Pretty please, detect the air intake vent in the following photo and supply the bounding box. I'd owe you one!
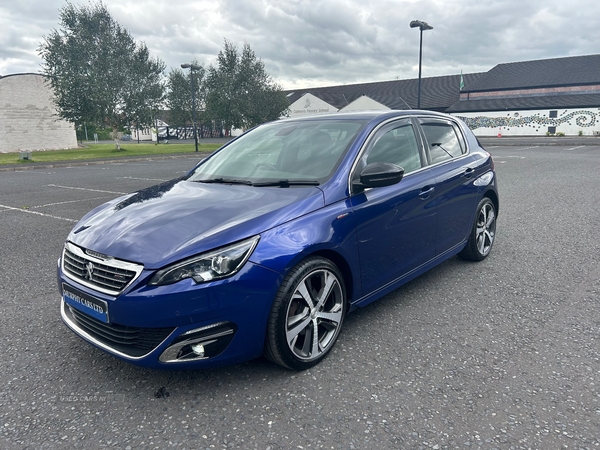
[65,304,175,358]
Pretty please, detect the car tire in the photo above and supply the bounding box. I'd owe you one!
[458,197,497,261]
[264,257,347,370]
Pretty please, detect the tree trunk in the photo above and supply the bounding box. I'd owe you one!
[113,126,121,150]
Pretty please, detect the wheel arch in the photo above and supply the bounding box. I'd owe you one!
[263,251,351,370]
[304,249,355,305]
[484,188,499,216]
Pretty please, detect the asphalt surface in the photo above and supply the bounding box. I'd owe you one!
[478,135,600,147]
[0,144,599,449]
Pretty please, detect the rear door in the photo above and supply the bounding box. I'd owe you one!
[417,117,480,256]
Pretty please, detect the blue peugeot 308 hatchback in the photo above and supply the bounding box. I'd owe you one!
[58,111,499,370]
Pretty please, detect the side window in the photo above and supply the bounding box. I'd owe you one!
[420,120,465,164]
[359,123,422,174]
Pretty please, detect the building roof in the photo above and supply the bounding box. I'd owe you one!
[447,93,600,113]
[285,72,487,112]
[0,73,46,81]
[463,54,600,92]
[286,54,600,115]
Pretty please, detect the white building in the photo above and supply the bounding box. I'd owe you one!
[285,54,600,136]
[0,73,77,153]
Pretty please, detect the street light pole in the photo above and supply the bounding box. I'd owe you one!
[409,20,433,109]
[181,63,201,152]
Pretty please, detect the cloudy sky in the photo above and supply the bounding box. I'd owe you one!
[1,0,599,90]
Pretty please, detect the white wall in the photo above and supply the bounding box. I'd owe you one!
[340,95,389,112]
[287,93,338,118]
[452,107,600,136]
[131,127,153,141]
[0,74,77,153]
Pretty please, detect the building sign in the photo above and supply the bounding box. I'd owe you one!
[288,93,338,117]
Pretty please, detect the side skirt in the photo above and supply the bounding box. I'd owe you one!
[349,240,467,311]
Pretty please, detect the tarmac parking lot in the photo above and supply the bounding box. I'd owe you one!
[0,144,599,449]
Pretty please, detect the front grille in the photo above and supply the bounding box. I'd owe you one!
[62,242,143,295]
[65,304,175,358]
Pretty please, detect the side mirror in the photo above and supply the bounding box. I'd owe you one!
[355,162,404,190]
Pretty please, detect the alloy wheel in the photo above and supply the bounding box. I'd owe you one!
[285,268,344,362]
[476,201,496,256]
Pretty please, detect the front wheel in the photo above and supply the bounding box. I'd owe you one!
[264,257,347,370]
[458,197,497,261]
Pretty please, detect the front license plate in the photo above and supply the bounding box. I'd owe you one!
[62,283,109,323]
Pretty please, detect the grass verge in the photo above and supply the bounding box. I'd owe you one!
[0,142,221,165]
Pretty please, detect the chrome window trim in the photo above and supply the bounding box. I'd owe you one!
[423,150,472,170]
[62,241,144,296]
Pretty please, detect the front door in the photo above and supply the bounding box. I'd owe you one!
[351,119,437,296]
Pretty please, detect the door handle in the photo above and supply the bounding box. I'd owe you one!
[419,186,435,199]
[463,168,475,179]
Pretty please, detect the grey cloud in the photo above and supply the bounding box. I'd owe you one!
[2,0,600,88]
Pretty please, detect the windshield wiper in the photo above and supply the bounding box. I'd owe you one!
[194,178,320,187]
[432,143,454,158]
[195,177,253,186]
[252,179,320,187]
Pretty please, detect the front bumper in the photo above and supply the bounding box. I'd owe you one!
[58,261,282,369]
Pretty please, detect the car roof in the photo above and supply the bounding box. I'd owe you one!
[276,110,453,123]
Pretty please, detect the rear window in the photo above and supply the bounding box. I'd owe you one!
[420,120,466,164]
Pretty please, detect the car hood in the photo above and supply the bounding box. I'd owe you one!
[68,179,324,268]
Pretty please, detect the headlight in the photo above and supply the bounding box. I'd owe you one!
[149,236,260,286]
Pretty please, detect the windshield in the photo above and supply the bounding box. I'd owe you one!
[188,119,366,185]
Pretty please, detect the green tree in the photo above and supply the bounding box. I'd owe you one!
[123,45,165,141]
[205,40,289,132]
[38,1,165,146]
[166,64,205,127]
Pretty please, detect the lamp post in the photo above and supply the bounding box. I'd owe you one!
[409,20,433,109]
[180,63,201,152]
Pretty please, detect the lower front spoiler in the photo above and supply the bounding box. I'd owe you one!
[61,300,251,368]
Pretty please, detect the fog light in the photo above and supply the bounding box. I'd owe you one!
[158,322,237,363]
[191,343,205,357]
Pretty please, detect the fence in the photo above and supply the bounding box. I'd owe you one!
[157,125,230,140]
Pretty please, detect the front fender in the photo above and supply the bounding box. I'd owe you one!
[249,198,362,302]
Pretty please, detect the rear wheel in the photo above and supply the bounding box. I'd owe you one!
[264,257,347,370]
[458,197,497,261]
